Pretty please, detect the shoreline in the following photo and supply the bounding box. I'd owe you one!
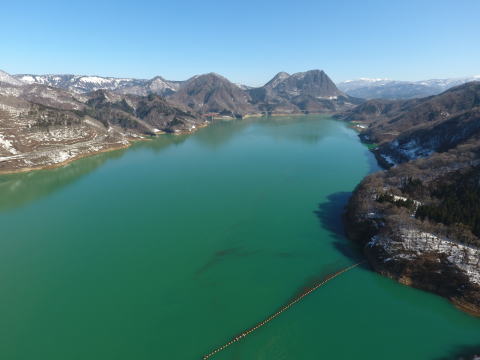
[214,111,336,121]
[345,132,480,318]
[453,298,480,318]
[0,127,205,176]
[374,262,480,318]
[0,113,332,176]
[0,142,132,176]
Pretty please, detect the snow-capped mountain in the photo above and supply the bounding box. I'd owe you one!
[116,76,182,96]
[336,78,392,93]
[337,76,480,99]
[417,77,480,89]
[0,70,24,86]
[0,76,204,174]
[235,83,253,91]
[14,74,181,96]
[15,74,144,93]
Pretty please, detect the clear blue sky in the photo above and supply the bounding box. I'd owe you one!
[2,0,479,86]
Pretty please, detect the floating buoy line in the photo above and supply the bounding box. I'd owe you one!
[202,261,364,359]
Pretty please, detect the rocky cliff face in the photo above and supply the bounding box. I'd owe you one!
[366,227,480,315]
[248,70,361,114]
[271,70,343,98]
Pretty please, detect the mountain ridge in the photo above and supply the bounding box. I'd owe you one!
[0,73,207,174]
[341,81,480,316]
[14,73,182,97]
[0,67,357,173]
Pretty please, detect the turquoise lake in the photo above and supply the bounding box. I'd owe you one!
[0,115,478,359]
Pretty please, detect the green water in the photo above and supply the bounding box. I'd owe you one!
[0,116,478,360]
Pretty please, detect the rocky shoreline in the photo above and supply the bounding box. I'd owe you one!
[344,144,480,317]
[336,82,480,317]
[0,141,130,175]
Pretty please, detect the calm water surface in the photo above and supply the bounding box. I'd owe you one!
[0,115,478,359]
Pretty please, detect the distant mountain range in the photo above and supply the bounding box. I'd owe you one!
[337,76,480,99]
[4,66,479,173]
[11,69,359,117]
[15,71,480,104]
[0,68,359,173]
[15,74,182,97]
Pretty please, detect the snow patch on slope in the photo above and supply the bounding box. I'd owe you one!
[0,70,24,86]
[0,134,18,154]
[371,229,480,285]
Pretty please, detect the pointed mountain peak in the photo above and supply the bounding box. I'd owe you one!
[150,75,168,81]
[265,72,291,88]
[184,73,236,88]
[262,69,342,97]
[275,71,290,78]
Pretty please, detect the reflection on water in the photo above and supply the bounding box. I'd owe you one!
[0,151,123,212]
[0,116,341,212]
[252,114,342,144]
[133,132,189,153]
[0,115,478,360]
[192,115,339,149]
[0,133,189,212]
[192,118,251,148]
